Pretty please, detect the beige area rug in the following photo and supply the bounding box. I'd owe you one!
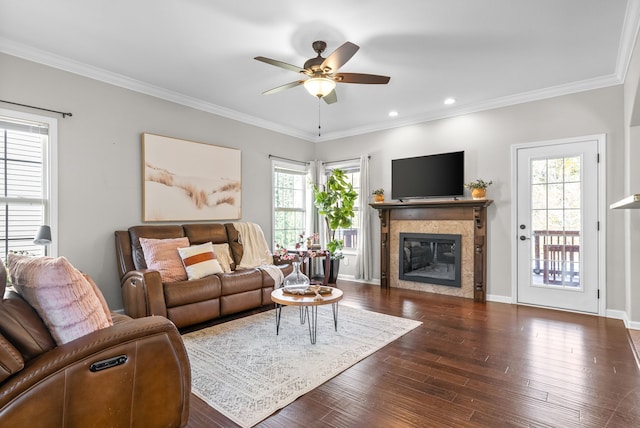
[182,305,422,427]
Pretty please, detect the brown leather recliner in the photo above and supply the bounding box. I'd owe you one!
[0,264,191,427]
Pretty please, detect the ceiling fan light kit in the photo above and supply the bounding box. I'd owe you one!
[304,77,336,98]
[255,40,390,105]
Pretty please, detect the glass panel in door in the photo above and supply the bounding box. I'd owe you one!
[530,156,581,289]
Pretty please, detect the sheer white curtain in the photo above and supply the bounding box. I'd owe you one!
[305,160,317,238]
[311,160,327,248]
[355,154,372,280]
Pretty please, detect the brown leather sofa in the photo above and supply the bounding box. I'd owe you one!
[0,268,190,427]
[115,223,292,329]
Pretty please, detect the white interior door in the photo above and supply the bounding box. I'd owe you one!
[515,138,600,313]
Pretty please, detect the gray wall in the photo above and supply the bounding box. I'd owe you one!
[1,53,315,309]
[1,51,632,320]
[315,86,626,309]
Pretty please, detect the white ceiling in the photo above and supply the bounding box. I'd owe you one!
[1,1,638,142]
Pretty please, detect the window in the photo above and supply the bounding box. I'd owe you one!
[272,161,309,250]
[325,163,360,252]
[0,111,56,259]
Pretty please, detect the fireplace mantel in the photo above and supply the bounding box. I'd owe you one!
[371,199,493,302]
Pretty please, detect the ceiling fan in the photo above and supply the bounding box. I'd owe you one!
[254,40,390,104]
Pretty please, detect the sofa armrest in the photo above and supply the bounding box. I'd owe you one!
[120,269,167,319]
[0,315,190,427]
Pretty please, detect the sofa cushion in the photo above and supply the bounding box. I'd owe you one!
[178,242,223,280]
[218,269,263,296]
[163,275,221,308]
[8,254,114,345]
[183,223,228,245]
[139,237,190,282]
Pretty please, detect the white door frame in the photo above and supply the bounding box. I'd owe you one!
[510,134,607,315]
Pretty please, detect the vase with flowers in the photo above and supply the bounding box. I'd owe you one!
[465,179,493,200]
[274,241,320,287]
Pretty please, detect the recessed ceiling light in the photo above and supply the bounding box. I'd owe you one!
[389,110,399,117]
[444,97,456,105]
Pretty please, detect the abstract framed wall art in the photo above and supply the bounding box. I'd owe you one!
[142,133,241,221]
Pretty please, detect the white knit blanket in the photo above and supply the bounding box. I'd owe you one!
[232,222,284,286]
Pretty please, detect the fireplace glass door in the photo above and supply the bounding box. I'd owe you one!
[399,233,462,288]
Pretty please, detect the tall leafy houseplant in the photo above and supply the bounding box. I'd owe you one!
[312,168,358,261]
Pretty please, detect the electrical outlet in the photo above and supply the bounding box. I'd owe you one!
[343,258,349,266]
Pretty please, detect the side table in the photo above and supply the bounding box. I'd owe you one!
[271,287,344,344]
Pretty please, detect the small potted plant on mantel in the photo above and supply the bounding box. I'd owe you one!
[372,188,385,203]
[465,179,493,200]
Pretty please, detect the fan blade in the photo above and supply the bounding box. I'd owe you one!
[323,89,338,104]
[262,80,303,95]
[334,73,390,84]
[321,42,359,73]
[254,56,306,74]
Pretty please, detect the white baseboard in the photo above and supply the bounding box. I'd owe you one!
[486,294,512,304]
[629,321,640,330]
[607,309,636,328]
[337,274,380,285]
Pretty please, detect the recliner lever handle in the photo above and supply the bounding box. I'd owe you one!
[90,355,128,372]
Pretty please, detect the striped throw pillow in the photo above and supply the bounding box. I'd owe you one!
[178,242,223,280]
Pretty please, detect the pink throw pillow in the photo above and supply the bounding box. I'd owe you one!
[139,237,190,282]
[8,254,114,345]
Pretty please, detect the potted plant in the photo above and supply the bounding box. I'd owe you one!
[312,168,358,283]
[372,188,385,203]
[465,179,493,200]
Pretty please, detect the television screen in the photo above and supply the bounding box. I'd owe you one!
[391,151,464,200]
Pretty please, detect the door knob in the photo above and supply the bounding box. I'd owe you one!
[519,235,530,241]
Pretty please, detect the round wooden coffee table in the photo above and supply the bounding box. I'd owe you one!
[271,287,343,344]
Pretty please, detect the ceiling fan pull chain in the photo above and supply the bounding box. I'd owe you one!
[318,97,322,137]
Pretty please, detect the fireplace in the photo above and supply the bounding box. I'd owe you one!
[399,233,462,287]
[371,199,492,302]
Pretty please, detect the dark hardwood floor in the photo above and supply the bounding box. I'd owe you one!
[186,281,640,427]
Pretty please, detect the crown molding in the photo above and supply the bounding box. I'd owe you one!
[0,35,628,144]
[316,74,623,142]
[0,37,315,142]
[615,0,640,82]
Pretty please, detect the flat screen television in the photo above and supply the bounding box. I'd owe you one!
[391,151,464,200]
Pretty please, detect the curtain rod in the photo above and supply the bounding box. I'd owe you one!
[0,99,73,118]
[268,154,310,166]
[322,155,370,166]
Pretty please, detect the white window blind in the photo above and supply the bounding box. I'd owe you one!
[0,117,49,259]
[273,163,308,250]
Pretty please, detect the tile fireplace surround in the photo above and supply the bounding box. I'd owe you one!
[371,199,493,302]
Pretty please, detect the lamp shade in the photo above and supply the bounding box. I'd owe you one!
[303,77,336,98]
[34,225,52,245]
